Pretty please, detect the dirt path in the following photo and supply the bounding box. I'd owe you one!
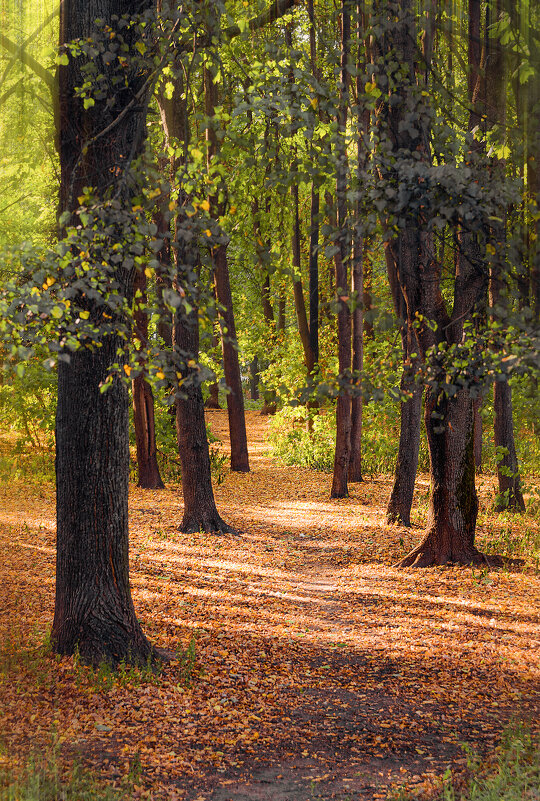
[0,410,539,800]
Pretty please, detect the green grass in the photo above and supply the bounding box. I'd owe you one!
[389,726,539,800]
[0,751,141,801]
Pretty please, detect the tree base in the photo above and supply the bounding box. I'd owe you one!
[137,476,165,490]
[204,399,221,410]
[386,509,411,527]
[396,529,487,568]
[260,402,277,415]
[179,512,239,535]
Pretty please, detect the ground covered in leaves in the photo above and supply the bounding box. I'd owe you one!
[1,410,539,800]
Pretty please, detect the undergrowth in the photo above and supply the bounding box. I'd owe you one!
[389,725,539,800]
[0,749,141,801]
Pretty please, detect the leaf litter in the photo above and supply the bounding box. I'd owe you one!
[0,410,538,800]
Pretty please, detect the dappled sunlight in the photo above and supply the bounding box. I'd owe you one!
[1,410,539,800]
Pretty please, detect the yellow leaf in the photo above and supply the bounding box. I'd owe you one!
[200,199,210,212]
[144,267,154,278]
[124,365,132,376]
[79,310,90,319]
[204,229,212,237]
[156,370,165,380]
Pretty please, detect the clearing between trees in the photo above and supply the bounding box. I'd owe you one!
[1,411,539,800]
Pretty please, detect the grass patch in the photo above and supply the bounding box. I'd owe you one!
[390,726,539,800]
[0,750,141,801]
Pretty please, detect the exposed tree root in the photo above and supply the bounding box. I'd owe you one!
[179,514,240,536]
[396,530,488,568]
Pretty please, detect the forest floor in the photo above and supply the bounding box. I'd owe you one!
[0,410,539,800]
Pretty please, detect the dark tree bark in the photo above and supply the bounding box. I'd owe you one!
[52,0,154,665]
[205,376,221,409]
[174,259,236,535]
[132,269,164,489]
[307,0,320,366]
[349,4,369,484]
[204,60,250,472]
[213,244,250,471]
[250,356,259,400]
[374,0,486,566]
[485,0,525,512]
[331,0,352,499]
[384,245,422,525]
[157,62,234,531]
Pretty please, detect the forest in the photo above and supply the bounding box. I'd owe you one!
[0,0,539,799]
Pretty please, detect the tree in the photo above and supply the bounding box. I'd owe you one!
[52,0,156,664]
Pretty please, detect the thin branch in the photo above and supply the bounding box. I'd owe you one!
[0,33,55,93]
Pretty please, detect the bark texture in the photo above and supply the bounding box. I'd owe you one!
[174,302,236,535]
[52,0,154,664]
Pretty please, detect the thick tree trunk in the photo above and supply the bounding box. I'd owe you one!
[52,0,154,665]
[213,244,250,472]
[398,389,485,567]
[54,340,153,664]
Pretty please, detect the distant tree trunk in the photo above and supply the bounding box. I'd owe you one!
[205,301,221,410]
[348,234,363,483]
[205,377,221,409]
[385,245,421,525]
[331,0,352,499]
[349,6,369,484]
[253,197,277,415]
[250,356,259,400]
[53,0,154,666]
[204,62,249,472]
[307,0,320,367]
[291,178,315,375]
[213,244,250,472]
[485,0,525,512]
[132,269,164,489]
[174,257,236,534]
[158,66,233,532]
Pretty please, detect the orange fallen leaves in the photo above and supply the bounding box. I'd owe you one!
[0,411,539,799]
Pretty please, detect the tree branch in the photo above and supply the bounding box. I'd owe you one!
[0,33,55,93]
[222,0,300,41]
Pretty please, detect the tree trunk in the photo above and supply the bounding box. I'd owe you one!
[493,379,525,511]
[384,242,422,525]
[331,0,352,499]
[213,244,250,472]
[205,378,221,409]
[52,0,154,665]
[132,270,164,489]
[132,376,164,490]
[399,389,484,567]
[250,356,259,400]
[348,227,364,483]
[174,290,236,535]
